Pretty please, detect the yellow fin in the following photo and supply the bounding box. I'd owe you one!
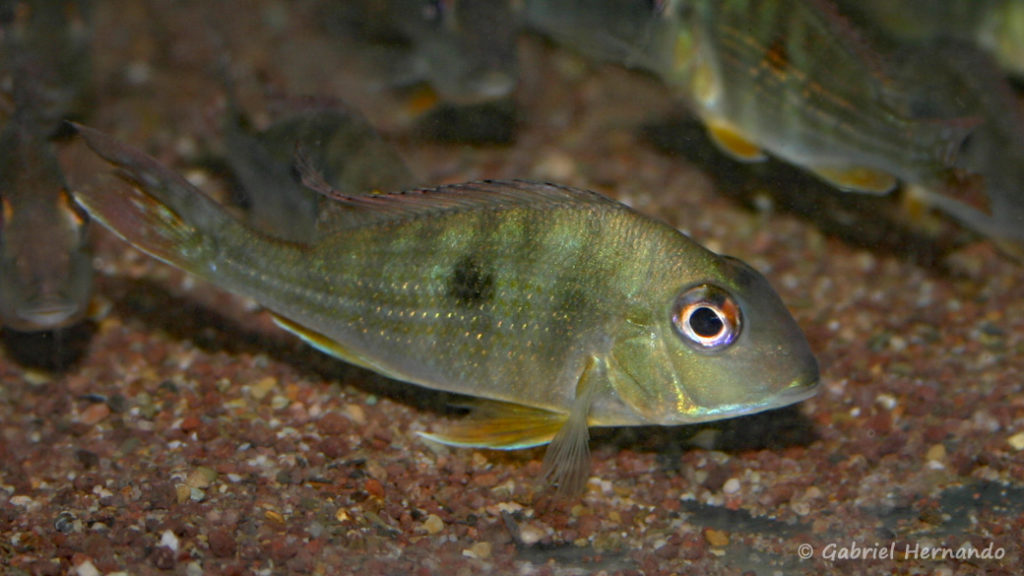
[270,313,386,374]
[706,119,767,162]
[419,398,567,450]
[811,165,897,194]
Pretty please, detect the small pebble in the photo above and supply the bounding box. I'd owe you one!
[422,514,444,535]
[344,403,366,425]
[175,484,190,504]
[722,478,741,495]
[186,466,217,489]
[925,444,946,462]
[75,560,100,576]
[78,403,110,426]
[518,523,546,546]
[1007,432,1024,451]
[462,541,492,559]
[159,529,180,552]
[250,377,277,400]
[704,528,730,548]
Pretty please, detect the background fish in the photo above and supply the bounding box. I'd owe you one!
[71,125,819,496]
[839,0,1024,78]
[522,0,678,76]
[880,40,1024,244]
[221,98,417,243]
[324,0,518,106]
[521,1,976,196]
[0,0,94,334]
[662,0,975,195]
[323,0,520,143]
[0,113,92,332]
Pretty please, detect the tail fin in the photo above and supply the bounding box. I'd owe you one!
[70,124,235,276]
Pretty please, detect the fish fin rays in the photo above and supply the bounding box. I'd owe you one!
[421,356,603,498]
[270,313,390,374]
[418,398,567,450]
[541,355,603,497]
[705,119,767,162]
[291,173,622,230]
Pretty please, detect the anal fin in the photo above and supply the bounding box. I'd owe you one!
[706,118,767,162]
[811,165,897,194]
[418,398,567,450]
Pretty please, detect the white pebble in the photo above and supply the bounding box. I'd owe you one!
[160,529,180,552]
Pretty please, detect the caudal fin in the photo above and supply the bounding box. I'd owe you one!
[69,124,233,276]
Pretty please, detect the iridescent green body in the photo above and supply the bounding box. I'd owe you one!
[72,126,819,494]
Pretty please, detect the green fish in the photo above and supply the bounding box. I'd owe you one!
[71,125,819,495]
[664,0,976,194]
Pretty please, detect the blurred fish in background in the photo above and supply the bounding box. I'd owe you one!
[833,0,1024,247]
[322,0,520,143]
[220,94,418,243]
[842,0,1024,79]
[524,0,1024,251]
[0,0,97,368]
[522,0,678,77]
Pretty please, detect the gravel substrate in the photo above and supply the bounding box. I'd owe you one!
[2,2,1022,575]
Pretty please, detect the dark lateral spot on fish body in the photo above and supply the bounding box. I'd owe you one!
[448,256,494,307]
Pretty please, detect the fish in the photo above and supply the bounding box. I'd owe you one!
[0,0,95,333]
[837,0,1024,78]
[326,0,518,106]
[0,0,94,132]
[522,0,679,75]
[520,0,975,195]
[0,115,93,332]
[880,40,1024,244]
[662,0,977,194]
[221,99,417,243]
[70,124,820,496]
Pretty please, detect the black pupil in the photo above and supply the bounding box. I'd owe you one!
[689,306,724,338]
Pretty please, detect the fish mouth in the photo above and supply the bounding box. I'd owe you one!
[14,301,83,331]
[684,373,821,424]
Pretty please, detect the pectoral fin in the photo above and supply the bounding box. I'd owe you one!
[811,165,897,194]
[418,398,567,450]
[541,355,604,497]
[706,119,767,162]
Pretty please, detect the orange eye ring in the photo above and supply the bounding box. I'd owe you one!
[672,284,742,350]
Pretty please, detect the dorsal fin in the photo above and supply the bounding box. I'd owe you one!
[295,156,623,229]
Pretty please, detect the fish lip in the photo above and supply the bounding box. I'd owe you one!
[14,302,83,330]
[682,375,821,423]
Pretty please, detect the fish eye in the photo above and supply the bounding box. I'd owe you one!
[672,284,741,351]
